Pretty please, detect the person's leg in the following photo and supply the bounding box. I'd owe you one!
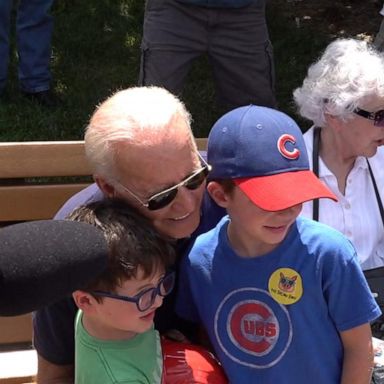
[139,0,207,96]
[17,0,54,94]
[0,0,13,94]
[209,0,276,112]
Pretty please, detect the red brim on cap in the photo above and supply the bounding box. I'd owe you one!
[234,170,337,212]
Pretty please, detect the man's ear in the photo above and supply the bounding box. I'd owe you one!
[72,290,98,314]
[207,181,231,208]
[94,175,116,198]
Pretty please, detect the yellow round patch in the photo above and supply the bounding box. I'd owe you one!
[268,268,303,305]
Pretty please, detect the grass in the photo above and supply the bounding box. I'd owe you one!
[0,0,378,141]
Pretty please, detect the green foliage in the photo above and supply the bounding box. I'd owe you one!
[267,3,329,132]
[0,0,337,141]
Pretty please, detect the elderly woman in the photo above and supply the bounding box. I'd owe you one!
[294,38,384,271]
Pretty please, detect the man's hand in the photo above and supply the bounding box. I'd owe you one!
[36,354,74,384]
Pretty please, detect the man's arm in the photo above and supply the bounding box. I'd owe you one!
[340,323,374,384]
[37,355,74,384]
[34,185,103,382]
[33,298,78,383]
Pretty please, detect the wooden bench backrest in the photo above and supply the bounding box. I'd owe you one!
[0,138,208,223]
[0,138,208,384]
[0,141,90,222]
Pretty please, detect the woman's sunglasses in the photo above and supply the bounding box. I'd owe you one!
[116,153,211,211]
[90,272,175,312]
[354,107,384,127]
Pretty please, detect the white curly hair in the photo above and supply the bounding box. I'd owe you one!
[293,38,384,127]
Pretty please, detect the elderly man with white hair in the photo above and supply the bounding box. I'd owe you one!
[33,86,225,383]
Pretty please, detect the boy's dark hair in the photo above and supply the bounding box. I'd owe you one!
[212,179,236,194]
[67,199,175,295]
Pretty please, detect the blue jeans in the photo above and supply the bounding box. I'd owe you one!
[0,0,54,93]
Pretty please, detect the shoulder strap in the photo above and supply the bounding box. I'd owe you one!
[311,129,383,227]
[312,127,321,221]
[366,158,384,229]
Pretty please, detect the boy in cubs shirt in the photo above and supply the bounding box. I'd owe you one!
[176,105,381,383]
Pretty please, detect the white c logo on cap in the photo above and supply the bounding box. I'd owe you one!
[277,134,300,160]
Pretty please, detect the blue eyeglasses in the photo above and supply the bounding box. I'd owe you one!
[90,272,175,312]
[354,107,384,127]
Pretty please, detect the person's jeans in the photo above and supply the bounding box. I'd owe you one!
[0,0,54,94]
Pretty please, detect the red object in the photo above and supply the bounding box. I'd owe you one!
[161,338,228,384]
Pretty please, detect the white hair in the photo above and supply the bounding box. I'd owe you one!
[84,86,194,179]
[293,38,384,127]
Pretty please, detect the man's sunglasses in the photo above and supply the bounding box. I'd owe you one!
[90,272,175,313]
[116,153,211,211]
[354,107,384,127]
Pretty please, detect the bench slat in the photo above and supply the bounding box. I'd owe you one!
[0,141,90,178]
[195,138,208,151]
[0,349,36,383]
[0,184,90,221]
[0,315,32,345]
[0,139,208,179]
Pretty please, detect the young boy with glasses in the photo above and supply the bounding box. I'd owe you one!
[68,199,175,383]
[176,105,381,383]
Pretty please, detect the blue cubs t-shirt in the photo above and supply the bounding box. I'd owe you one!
[177,215,381,383]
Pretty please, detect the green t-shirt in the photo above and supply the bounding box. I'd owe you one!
[75,311,163,384]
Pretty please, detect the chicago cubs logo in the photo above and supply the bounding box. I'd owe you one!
[277,134,300,160]
[215,288,292,368]
[229,301,278,356]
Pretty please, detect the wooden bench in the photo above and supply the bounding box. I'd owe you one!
[0,138,208,383]
[0,141,92,384]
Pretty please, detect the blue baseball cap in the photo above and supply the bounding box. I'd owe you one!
[207,105,337,211]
